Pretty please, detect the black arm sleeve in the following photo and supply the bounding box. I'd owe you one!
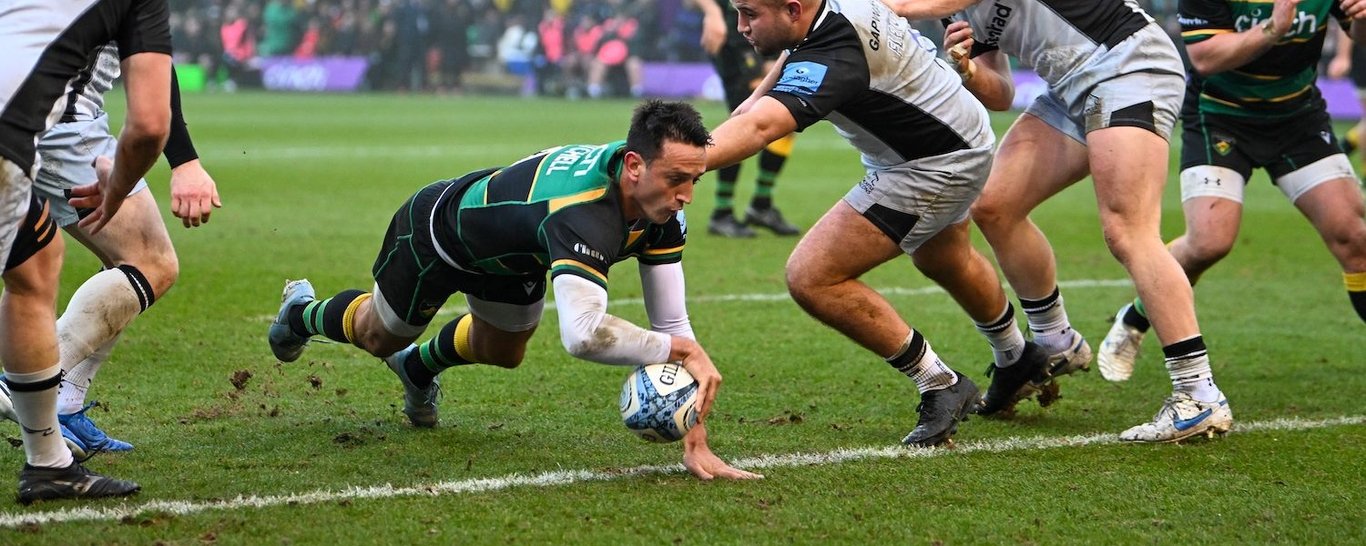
[162,66,199,168]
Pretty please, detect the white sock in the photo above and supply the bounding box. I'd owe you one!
[887,332,958,394]
[1165,342,1221,402]
[54,268,143,409]
[974,302,1026,368]
[5,366,74,468]
[1020,288,1075,354]
[57,334,120,415]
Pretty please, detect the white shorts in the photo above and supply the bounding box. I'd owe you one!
[1026,24,1183,144]
[0,158,34,268]
[34,114,148,227]
[1181,154,1355,204]
[841,143,993,254]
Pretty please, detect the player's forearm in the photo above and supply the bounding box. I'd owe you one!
[962,53,1014,110]
[554,275,673,365]
[1185,27,1281,76]
[109,125,166,196]
[883,0,977,20]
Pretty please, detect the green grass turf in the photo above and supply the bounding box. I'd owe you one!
[0,93,1361,544]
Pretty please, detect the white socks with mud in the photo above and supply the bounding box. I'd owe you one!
[3,366,74,468]
[1019,287,1075,354]
[55,266,152,413]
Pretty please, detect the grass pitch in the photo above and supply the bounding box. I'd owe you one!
[1,93,1362,544]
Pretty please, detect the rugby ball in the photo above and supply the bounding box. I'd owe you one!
[619,363,699,443]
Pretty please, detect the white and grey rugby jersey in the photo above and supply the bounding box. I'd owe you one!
[766,0,992,169]
[0,0,170,176]
[959,0,1154,84]
[62,44,122,123]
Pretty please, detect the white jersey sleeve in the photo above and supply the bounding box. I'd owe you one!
[640,262,695,340]
[552,274,673,365]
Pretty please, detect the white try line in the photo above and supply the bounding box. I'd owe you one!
[2,414,1359,528]
[256,278,1133,322]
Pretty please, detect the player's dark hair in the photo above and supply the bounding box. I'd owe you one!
[626,100,712,163]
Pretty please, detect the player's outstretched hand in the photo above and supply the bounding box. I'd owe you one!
[169,159,222,228]
[682,424,763,481]
[71,155,123,235]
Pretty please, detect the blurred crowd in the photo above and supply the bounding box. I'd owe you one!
[171,0,712,95]
[169,0,1200,96]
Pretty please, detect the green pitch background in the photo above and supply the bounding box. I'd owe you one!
[1,94,1361,544]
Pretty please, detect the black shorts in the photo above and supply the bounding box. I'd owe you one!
[5,192,57,272]
[711,37,771,110]
[371,172,546,329]
[1180,103,1343,180]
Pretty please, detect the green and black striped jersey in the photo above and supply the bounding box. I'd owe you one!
[1180,0,1347,117]
[432,140,686,290]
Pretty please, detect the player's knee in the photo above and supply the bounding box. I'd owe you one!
[970,197,1015,232]
[483,351,525,369]
[1,235,64,299]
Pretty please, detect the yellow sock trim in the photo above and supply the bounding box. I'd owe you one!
[453,314,476,361]
[341,293,373,343]
[1346,271,1366,292]
[764,134,795,156]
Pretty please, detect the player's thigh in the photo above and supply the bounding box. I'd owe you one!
[1292,176,1366,252]
[787,201,903,288]
[981,108,1090,216]
[1178,164,1248,251]
[65,189,174,270]
[368,183,464,344]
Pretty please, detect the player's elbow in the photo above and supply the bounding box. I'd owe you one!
[560,327,610,360]
[122,114,171,149]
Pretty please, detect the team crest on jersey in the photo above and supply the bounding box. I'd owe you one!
[774,62,828,96]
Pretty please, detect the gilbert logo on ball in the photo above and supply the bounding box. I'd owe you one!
[619,363,699,443]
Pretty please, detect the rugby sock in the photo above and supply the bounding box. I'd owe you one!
[751,135,793,211]
[1123,299,1152,332]
[53,265,152,413]
[713,164,740,217]
[289,290,370,344]
[403,314,477,388]
[1019,287,1075,354]
[974,302,1026,368]
[887,330,958,393]
[4,367,74,468]
[1346,272,1366,324]
[57,335,119,415]
[1163,336,1220,403]
[56,266,149,369]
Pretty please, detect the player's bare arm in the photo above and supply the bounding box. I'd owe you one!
[708,98,799,170]
[1184,0,1301,76]
[687,0,729,55]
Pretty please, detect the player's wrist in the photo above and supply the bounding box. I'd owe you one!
[959,59,977,82]
[1260,18,1282,41]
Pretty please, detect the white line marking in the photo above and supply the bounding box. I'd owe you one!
[255,278,1133,322]
[2,414,1358,528]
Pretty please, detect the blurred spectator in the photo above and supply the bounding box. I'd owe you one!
[497,14,538,77]
[429,0,471,92]
[258,0,299,56]
[586,13,643,98]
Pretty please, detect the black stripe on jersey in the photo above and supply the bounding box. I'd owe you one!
[0,0,170,174]
[482,155,544,204]
[60,45,106,122]
[1038,0,1149,48]
[837,90,970,161]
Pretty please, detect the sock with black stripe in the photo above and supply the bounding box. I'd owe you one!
[288,289,370,344]
[403,314,478,388]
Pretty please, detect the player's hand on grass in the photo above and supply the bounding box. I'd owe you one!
[71,155,124,235]
[682,423,764,481]
[169,159,222,228]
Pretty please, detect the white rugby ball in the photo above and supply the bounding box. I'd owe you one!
[619,363,699,443]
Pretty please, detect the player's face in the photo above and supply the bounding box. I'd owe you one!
[632,140,705,224]
[733,0,797,56]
